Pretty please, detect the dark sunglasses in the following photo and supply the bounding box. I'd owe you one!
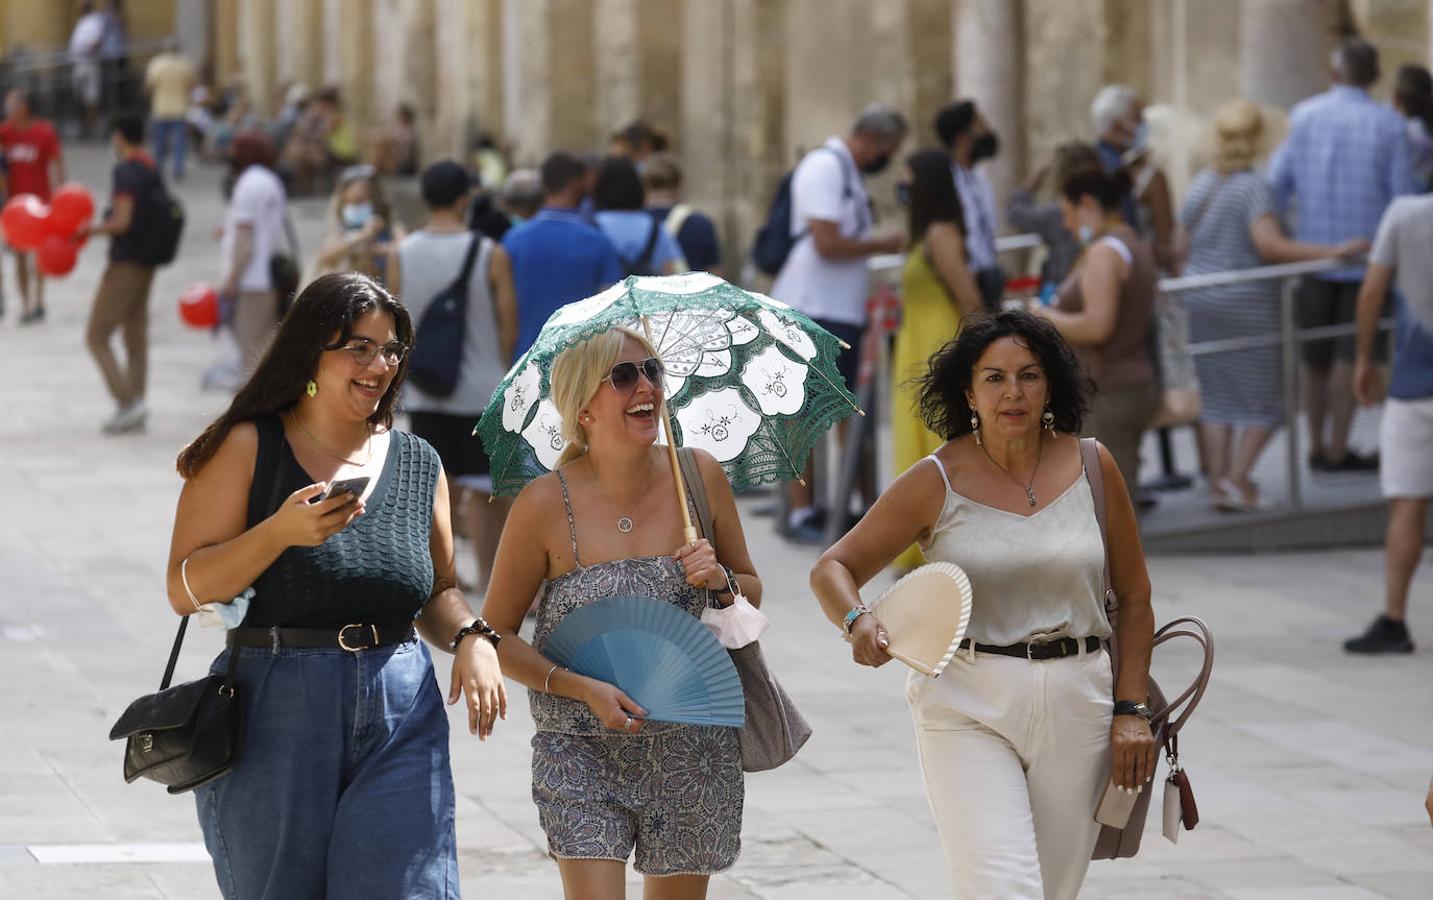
[328,339,408,367]
[603,357,664,392]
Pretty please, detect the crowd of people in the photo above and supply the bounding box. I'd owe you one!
[1,20,1426,899]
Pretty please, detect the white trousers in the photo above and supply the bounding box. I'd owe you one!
[906,647,1113,899]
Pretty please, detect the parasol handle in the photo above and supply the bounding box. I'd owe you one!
[640,315,699,545]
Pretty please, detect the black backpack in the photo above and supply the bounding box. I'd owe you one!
[132,174,185,267]
[619,218,664,276]
[749,146,850,277]
[407,235,483,398]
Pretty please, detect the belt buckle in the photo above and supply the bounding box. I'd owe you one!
[1026,642,1038,661]
[338,623,378,652]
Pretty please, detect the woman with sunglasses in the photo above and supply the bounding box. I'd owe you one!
[483,327,761,900]
[165,273,505,899]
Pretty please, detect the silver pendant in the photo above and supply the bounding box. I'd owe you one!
[617,517,634,533]
[1025,488,1037,507]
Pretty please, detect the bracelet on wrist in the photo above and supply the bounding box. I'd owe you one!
[1113,699,1153,721]
[544,663,565,694]
[842,604,872,638]
[450,616,501,651]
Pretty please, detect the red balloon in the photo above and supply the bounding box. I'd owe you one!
[36,234,78,277]
[49,183,96,236]
[1,194,52,250]
[179,283,220,328]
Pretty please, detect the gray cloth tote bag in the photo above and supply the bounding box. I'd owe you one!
[677,448,812,772]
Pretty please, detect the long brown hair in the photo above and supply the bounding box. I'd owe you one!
[176,273,412,478]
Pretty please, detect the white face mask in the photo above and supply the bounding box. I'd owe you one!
[341,202,374,231]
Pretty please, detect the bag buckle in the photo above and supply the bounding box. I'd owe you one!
[338,624,378,652]
[139,733,154,753]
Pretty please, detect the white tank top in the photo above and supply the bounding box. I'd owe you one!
[918,455,1112,646]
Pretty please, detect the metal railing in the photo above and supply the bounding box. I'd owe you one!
[1159,256,1390,511]
[812,237,1391,543]
[0,39,173,136]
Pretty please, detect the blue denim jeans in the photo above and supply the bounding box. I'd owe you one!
[194,638,459,899]
[151,118,187,179]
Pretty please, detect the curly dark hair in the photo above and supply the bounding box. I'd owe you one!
[916,310,1092,439]
[176,273,412,478]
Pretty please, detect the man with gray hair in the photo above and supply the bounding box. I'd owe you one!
[770,103,907,542]
[1091,84,1177,272]
[1268,36,1420,472]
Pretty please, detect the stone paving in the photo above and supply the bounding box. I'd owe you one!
[0,146,1430,899]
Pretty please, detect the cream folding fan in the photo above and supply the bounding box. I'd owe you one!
[869,562,973,677]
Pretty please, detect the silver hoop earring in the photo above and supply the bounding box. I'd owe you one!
[1042,408,1056,433]
[970,412,982,446]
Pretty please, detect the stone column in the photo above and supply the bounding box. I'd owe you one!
[434,0,483,159]
[175,0,210,70]
[637,0,684,145]
[595,0,641,144]
[503,0,550,163]
[955,0,1023,220]
[328,0,374,134]
[238,0,278,115]
[681,0,783,273]
[547,0,598,152]
[1240,0,1336,109]
[905,0,954,147]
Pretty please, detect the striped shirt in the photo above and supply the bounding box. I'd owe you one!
[1267,85,1419,281]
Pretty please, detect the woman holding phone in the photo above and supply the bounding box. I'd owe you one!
[482,326,761,900]
[164,272,504,899]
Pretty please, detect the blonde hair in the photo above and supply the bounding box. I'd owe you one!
[549,326,661,468]
[1210,100,1263,174]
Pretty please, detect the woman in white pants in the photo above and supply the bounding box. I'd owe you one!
[811,310,1157,898]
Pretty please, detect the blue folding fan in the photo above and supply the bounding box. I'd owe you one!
[543,595,745,728]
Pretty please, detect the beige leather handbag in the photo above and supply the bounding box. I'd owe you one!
[1080,437,1214,859]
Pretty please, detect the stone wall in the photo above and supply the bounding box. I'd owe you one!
[12,0,1428,272]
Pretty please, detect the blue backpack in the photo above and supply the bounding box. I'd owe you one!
[750,147,851,277]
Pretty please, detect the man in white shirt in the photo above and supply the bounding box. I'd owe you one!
[936,100,1004,309]
[69,2,105,137]
[220,132,289,373]
[770,103,907,541]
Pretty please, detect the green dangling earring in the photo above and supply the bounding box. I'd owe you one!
[305,379,318,398]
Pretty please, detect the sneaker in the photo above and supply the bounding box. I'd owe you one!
[1322,451,1380,472]
[1343,615,1414,654]
[101,401,147,435]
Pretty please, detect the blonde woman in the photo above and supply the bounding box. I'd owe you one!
[1180,100,1366,510]
[313,164,402,283]
[482,327,761,900]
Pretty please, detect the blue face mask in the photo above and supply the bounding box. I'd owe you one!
[341,202,374,231]
[1078,224,1095,245]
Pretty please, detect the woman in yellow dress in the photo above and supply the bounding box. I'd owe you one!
[891,149,984,569]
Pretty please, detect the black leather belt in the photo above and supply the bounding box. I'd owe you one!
[226,623,415,652]
[957,635,1102,660]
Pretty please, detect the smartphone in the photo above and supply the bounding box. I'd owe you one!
[1094,776,1139,828]
[316,476,370,503]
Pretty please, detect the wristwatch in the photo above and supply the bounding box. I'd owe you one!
[450,617,501,651]
[1113,699,1153,721]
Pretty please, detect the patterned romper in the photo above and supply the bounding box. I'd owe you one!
[529,471,744,876]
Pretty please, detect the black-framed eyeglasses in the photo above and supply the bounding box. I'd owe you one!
[328,339,408,368]
[602,357,664,393]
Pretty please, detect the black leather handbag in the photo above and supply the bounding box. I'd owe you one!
[108,614,242,794]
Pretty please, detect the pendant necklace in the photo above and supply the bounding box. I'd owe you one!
[588,457,651,533]
[981,437,1043,507]
[291,412,372,466]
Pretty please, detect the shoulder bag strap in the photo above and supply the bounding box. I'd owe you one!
[676,447,714,541]
[630,218,663,274]
[1078,437,1116,621]
[158,616,189,690]
[448,234,483,308]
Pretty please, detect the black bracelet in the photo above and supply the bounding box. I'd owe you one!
[1113,699,1152,721]
[450,617,501,651]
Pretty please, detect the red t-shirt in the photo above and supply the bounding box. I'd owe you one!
[0,119,61,200]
